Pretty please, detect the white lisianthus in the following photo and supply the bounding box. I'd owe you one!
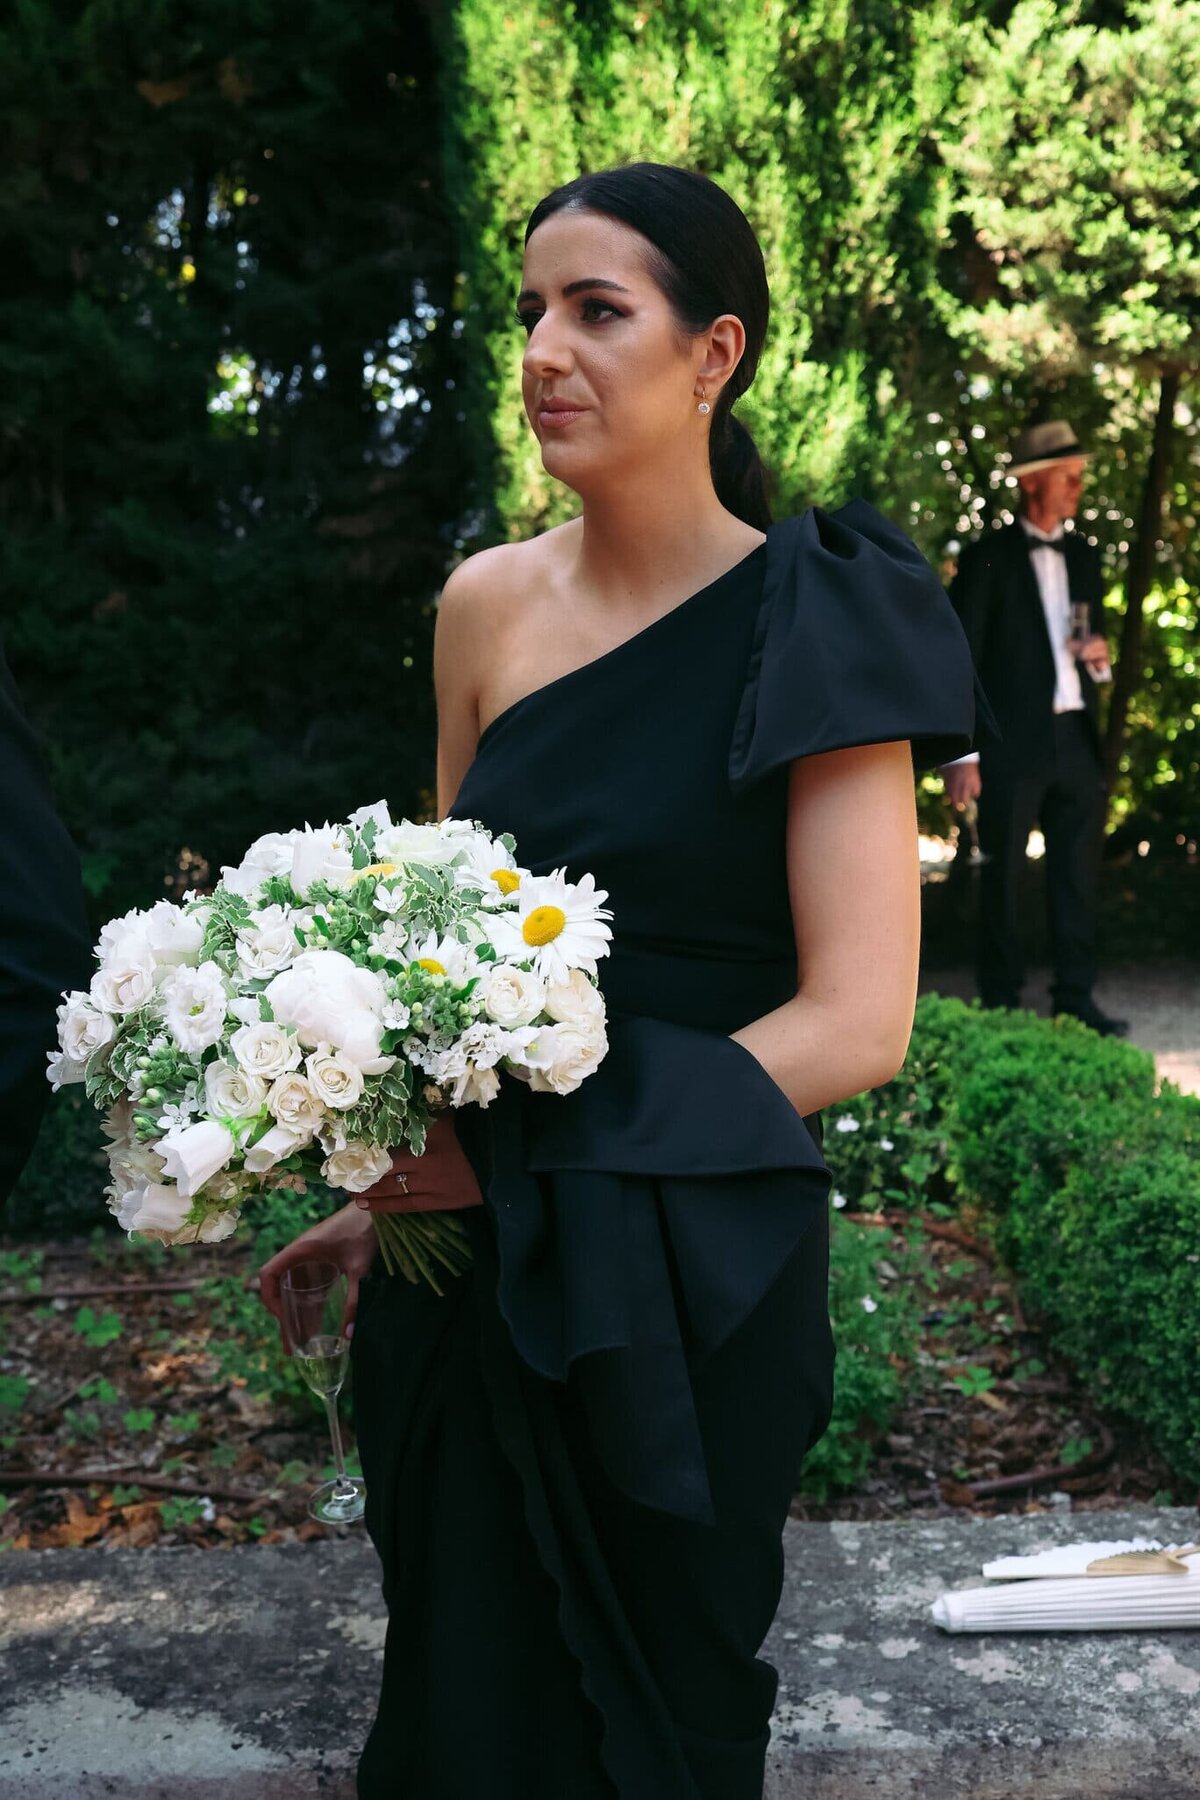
[543,967,606,1029]
[482,963,545,1029]
[46,1050,86,1091]
[219,831,297,899]
[57,993,116,1064]
[322,1140,393,1193]
[157,1118,237,1197]
[236,904,302,978]
[519,1018,609,1096]
[244,1122,312,1173]
[289,824,354,895]
[141,899,205,967]
[204,1061,269,1121]
[483,868,613,984]
[113,1181,194,1240]
[306,1045,365,1111]
[191,1210,239,1244]
[348,799,393,833]
[229,1021,303,1081]
[267,1071,326,1132]
[90,940,157,1015]
[162,961,229,1053]
[375,820,461,868]
[266,950,391,1072]
[107,1132,168,1193]
[98,906,152,959]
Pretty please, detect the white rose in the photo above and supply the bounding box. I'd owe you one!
[306,1046,365,1111]
[520,1019,608,1096]
[229,1021,303,1080]
[98,906,150,959]
[236,905,302,978]
[90,939,157,1015]
[113,1181,193,1241]
[57,992,116,1064]
[265,950,391,1072]
[204,1061,269,1120]
[321,1141,393,1193]
[47,1049,86,1091]
[375,820,460,868]
[244,1122,312,1173]
[482,963,546,1028]
[289,824,354,895]
[267,1071,326,1132]
[543,967,606,1029]
[156,1119,237,1197]
[219,831,297,899]
[162,961,229,1053]
[142,899,205,968]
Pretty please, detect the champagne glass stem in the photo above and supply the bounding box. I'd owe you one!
[323,1393,357,1497]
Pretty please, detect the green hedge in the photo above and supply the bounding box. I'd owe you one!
[811,993,1200,1494]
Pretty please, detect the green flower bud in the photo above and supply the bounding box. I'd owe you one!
[137,1056,152,1070]
[144,1087,162,1104]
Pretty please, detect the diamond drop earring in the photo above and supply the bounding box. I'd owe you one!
[697,392,711,415]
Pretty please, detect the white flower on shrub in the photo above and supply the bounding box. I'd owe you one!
[321,1141,393,1192]
[860,1296,879,1314]
[831,1191,848,1210]
[880,1137,895,1151]
[306,1045,365,1111]
[161,961,229,1053]
[204,1061,268,1121]
[229,1021,303,1081]
[834,1116,860,1134]
[156,1118,237,1197]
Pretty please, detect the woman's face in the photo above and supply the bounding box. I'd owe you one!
[517,208,719,491]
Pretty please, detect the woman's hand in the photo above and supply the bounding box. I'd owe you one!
[353,1113,484,1216]
[255,1200,378,1352]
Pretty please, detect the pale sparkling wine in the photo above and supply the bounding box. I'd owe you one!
[294,1334,350,1398]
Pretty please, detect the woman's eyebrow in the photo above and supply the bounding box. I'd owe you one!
[515,278,633,306]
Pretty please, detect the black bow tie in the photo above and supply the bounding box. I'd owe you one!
[1026,534,1066,554]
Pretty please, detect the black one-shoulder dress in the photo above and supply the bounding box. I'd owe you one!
[350,502,980,1800]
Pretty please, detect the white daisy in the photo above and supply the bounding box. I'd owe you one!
[406,930,479,989]
[451,831,525,908]
[482,868,613,985]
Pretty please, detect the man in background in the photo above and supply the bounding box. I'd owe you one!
[941,420,1127,1036]
[0,643,93,1204]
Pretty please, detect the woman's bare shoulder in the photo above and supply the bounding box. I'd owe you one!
[439,522,577,615]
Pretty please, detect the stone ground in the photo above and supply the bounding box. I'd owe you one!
[918,961,1200,1095]
[4,1507,1200,1798]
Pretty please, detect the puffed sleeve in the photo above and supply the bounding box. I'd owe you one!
[728,499,992,795]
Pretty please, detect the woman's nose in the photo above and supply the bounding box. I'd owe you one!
[522,315,573,380]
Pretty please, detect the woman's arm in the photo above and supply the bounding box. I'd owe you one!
[730,740,919,1113]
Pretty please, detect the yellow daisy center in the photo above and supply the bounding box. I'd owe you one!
[492,868,520,895]
[417,957,446,975]
[522,904,567,947]
[353,861,398,883]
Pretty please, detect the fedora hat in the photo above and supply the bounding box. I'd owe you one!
[1007,420,1090,477]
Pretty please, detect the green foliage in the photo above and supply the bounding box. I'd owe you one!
[74,1306,122,1348]
[6,1087,108,1235]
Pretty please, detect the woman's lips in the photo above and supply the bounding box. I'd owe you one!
[538,406,587,429]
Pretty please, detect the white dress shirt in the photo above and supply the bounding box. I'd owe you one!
[946,518,1085,768]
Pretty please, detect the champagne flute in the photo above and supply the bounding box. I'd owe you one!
[280,1259,366,1524]
[1068,602,1112,682]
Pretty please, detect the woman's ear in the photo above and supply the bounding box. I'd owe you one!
[696,313,746,395]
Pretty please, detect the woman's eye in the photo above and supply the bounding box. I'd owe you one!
[514,298,622,334]
[580,297,621,322]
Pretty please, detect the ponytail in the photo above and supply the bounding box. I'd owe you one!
[710,409,773,533]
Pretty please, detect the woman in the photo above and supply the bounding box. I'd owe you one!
[259,163,980,1799]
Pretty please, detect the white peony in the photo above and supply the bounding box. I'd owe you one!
[265,949,391,1072]
[162,961,229,1053]
[321,1140,393,1193]
[219,831,297,899]
[204,1061,269,1121]
[482,963,546,1029]
[142,899,206,968]
[236,904,302,978]
[519,1018,609,1096]
[289,824,354,895]
[156,1118,237,1197]
[57,992,116,1064]
[244,1122,312,1173]
[90,940,157,1015]
[306,1045,365,1111]
[543,967,606,1030]
[229,1020,303,1079]
[267,1071,327,1132]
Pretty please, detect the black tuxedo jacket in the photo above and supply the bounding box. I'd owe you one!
[948,521,1105,775]
[0,644,93,1205]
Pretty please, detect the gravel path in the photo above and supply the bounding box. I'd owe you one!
[918,962,1200,1095]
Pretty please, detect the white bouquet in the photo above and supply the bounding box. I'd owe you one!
[48,802,613,1290]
